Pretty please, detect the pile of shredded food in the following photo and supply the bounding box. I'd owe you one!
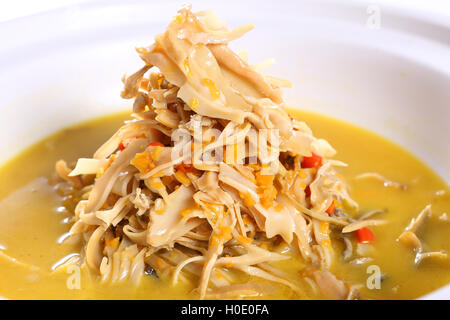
[54,7,385,299]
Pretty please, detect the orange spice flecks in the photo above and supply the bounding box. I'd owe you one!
[105,237,120,250]
[96,154,116,178]
[274,204,284,212]
[298,169,308,179]
[217,225,233,242]
[136,47,151,55]
[299,180,307,190]
[201,78,221,100]
[237,235,253,245]
[209,235,221,249]
[190,97,199,110]
[254,169,277,208]
[107,154,116,167]
[242,216,253,225]
[96,167,105,178]
[320,221,330,234]
[257,185,277,209]
[183,60,191,74]
[131,151,155,174]
[173,14,185,25]
[318,222,331,248]
[255,171,274,186]
[154,198,165,215]
[239,191,255,207]
[150,180,164,190]
[150,145,164,161]
[223,254,234,268]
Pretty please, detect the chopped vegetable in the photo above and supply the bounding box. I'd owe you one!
[118,142,125,151]
[326,200,335,215]
[176,162,193,173]
[149,142,165,147]
[305,185,311,198]
[301,152,322,169]
[355,227,375,244]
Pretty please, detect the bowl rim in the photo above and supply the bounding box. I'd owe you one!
[0,0,448,300]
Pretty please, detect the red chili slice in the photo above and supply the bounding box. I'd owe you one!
[301,153,322,169]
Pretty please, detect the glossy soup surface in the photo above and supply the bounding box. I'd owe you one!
[0,109,448,299]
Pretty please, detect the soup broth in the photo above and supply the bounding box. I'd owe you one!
[0,109,448,299]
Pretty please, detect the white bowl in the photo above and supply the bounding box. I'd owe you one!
[0,0,448,299]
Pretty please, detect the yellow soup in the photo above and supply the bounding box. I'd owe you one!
[0,109,448,299]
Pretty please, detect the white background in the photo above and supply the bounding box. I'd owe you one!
[1,0,450,22]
